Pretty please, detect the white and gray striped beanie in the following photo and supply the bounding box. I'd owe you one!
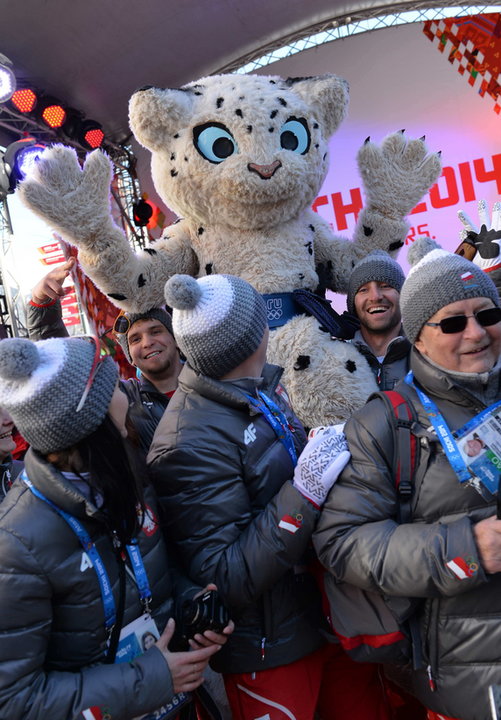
[0,336,118,454]
[401,248,500,344]
[164,274,267,378]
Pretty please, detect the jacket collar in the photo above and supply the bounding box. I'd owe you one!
[24,447,104,521]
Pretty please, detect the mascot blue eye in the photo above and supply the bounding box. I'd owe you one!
[279,117,310,154]
[193,123,238,164]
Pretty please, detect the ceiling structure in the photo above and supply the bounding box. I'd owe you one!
[1,0,490,148]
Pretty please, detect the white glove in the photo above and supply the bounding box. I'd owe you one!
[293,424,350,507]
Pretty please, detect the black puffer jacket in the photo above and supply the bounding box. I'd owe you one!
[351,329,411,390]
[0,454,24,501]
[0,448,196,720]
[315,348,501,720]
[148,363,327,674]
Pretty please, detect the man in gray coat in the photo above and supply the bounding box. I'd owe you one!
[315,248,501,720]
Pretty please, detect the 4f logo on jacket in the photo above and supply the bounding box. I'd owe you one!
[244,423,257,445]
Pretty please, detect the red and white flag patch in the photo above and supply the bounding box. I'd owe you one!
[446,556,472,580]
[278,513,302,534]
[82,708,103,720]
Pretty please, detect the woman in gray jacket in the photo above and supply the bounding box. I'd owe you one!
[315,249,501,720]
[0,335,230,720]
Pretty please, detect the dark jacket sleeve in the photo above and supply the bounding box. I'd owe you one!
[26,298,69,341]
[149,443,318,609]
[0,526,174,720]
[313,397,487,599]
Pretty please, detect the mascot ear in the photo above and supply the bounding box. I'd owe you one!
[286,74,349,138]
[129,86,195,152]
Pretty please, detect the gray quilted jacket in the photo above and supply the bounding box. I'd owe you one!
[148,363,327,674]
[0,448,195,720]
[314,347,501,720]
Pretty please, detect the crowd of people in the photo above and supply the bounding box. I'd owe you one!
[0,240,500,720]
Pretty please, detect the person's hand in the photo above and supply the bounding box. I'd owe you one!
[293,424,350,507]
[155,618,222,693]
[188,583,235,650]
[31,256,76,304]
[473,515,501,574]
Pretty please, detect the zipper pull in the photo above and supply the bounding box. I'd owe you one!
[261,637,266,661]
[427,664,436,692]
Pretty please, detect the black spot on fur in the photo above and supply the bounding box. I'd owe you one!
[137,274,146,288]
[363,225,373,237]
[143,248,157,255]
[313,122,319,129]
[170,153,175,161]
[184,157,188,162]
[173,218,182,224]
[298,273,305,281]
[247,125,253,133]
[239,95,245,100]
[388,240,404,251]
[205,263,213,275]
[309,224,315,232]
[305,241,313,255]
[108,293,127,301]
[216,97,224,108]
[171,169,178,177]
[268,127,275,133]
[314,144,319,149]
[270,109,278,119]
[235,109,243,118]
[198,227,205,235]
[294,355,310,371]
[323,153,327,161]
[173,134,179,139]
[269,79,276,84]
[194,91,202,96]
[277,97,287,106]
[285,76,314,86]
[345,360,357,373]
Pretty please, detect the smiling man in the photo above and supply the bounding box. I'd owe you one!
[347,250,410,390]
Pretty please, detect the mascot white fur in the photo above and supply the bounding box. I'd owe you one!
[19,73,441,427]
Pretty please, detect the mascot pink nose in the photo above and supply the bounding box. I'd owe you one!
[248,160,282,179]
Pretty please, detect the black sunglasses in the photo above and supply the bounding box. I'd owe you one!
[425,307,501,334]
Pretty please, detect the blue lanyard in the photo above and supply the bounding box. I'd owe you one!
[245,391,297,466]
[404,371,501,484]
[21,472,152,631]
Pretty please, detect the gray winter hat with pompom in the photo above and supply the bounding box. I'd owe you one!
[401,248,500,344]
[114,307,174,364]
[347,250,405,315]
[0,336,118,454]
[164,274,267,378]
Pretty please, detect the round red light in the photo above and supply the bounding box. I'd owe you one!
[84,127,105,149]
[11,88,37,113]
[42,104,66,128]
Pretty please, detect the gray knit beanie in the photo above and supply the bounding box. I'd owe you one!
[164,274,267,378]
[347,250,405,315]
[401,248,500,344]
[115,308,174,363]
[0,336,118,454]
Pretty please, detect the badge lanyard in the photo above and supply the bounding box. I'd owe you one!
[404,371,501,485]
[245,391,297,466]
[21,472,152,637]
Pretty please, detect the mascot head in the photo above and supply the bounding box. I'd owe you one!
[129,73,349,231]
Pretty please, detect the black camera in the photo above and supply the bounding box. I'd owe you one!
[173,590,230,650]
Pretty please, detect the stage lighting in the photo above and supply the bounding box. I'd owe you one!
[0,53,16,103]
[0,137,46,195]
[80,120,105,149]
[10,88,37,113]
[132,199,153,227]
[35,95,66,128]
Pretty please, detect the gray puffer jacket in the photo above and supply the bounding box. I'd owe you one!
[314,347,501,720]
[148,363,327,674]
[0,448,196,720]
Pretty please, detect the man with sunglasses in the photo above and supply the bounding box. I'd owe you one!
[314,249,501,720]
[347,250,410,391]
[28,261,183,454]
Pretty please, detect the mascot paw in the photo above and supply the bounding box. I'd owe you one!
[357,131,442,219]
[18,145,113,243]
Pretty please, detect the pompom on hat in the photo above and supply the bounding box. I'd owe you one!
[346,250,405,315]
[401,248,500,344]
[0,336,118,454]
[164,274,268,378]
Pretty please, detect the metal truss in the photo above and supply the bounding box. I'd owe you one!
[0,198,27,337]
[216,2,501,74]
